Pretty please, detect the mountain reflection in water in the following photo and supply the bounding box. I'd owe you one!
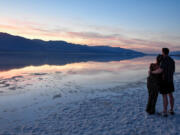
[0,52,143,72]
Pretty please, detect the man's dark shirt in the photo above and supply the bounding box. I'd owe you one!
[160,56,175,82]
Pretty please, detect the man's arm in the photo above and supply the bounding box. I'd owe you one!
[173,60,175,73]
[151,68,163,74]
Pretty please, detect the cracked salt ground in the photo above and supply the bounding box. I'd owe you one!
[0,75,180,135]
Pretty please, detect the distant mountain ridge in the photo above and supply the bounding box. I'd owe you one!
[0,32,144,55]
[170,51,180,56]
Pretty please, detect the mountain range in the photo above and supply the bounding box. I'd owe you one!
[170,51,180,56]
[0,32,144,56]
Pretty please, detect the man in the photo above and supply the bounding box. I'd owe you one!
[151,48,175,117]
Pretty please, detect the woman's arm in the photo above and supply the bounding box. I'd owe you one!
[151,68,163,74]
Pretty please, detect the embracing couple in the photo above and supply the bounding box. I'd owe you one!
[146,48,175,117]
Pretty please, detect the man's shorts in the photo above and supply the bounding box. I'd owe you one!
[160,80,174,94]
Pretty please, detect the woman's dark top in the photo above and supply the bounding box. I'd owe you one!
[147,63,162,92]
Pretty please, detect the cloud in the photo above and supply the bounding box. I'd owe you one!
[66,32,120,39]
[62,31,179,52]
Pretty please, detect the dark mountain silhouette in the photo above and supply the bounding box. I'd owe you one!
[0,32,144,55]
[171,51,180,56]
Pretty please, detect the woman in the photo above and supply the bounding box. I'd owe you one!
[146,55,163,114]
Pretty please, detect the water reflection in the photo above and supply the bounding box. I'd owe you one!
[0,56,148,79]
[0,53,143,71]
[0,56,180,79]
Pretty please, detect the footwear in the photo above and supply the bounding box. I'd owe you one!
[168,110,175,115]
[146,109,155,115]
[157,112,168,117]
[147,112,155,115]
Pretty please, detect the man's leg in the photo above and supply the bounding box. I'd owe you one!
[168,93,174,111]
[162,94,168,113]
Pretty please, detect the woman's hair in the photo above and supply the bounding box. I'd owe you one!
[149,55,163,71]
[156,54,163,65]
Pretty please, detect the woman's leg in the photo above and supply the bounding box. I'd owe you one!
[146,93,151,113]
[151,91,158,113]
[146,89,157,114]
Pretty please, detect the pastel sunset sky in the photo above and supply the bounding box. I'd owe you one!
[0,0,180,53]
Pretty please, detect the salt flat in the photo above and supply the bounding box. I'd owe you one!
[0,56,180,135]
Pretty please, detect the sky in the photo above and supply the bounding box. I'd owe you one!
[0,0,180,53]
